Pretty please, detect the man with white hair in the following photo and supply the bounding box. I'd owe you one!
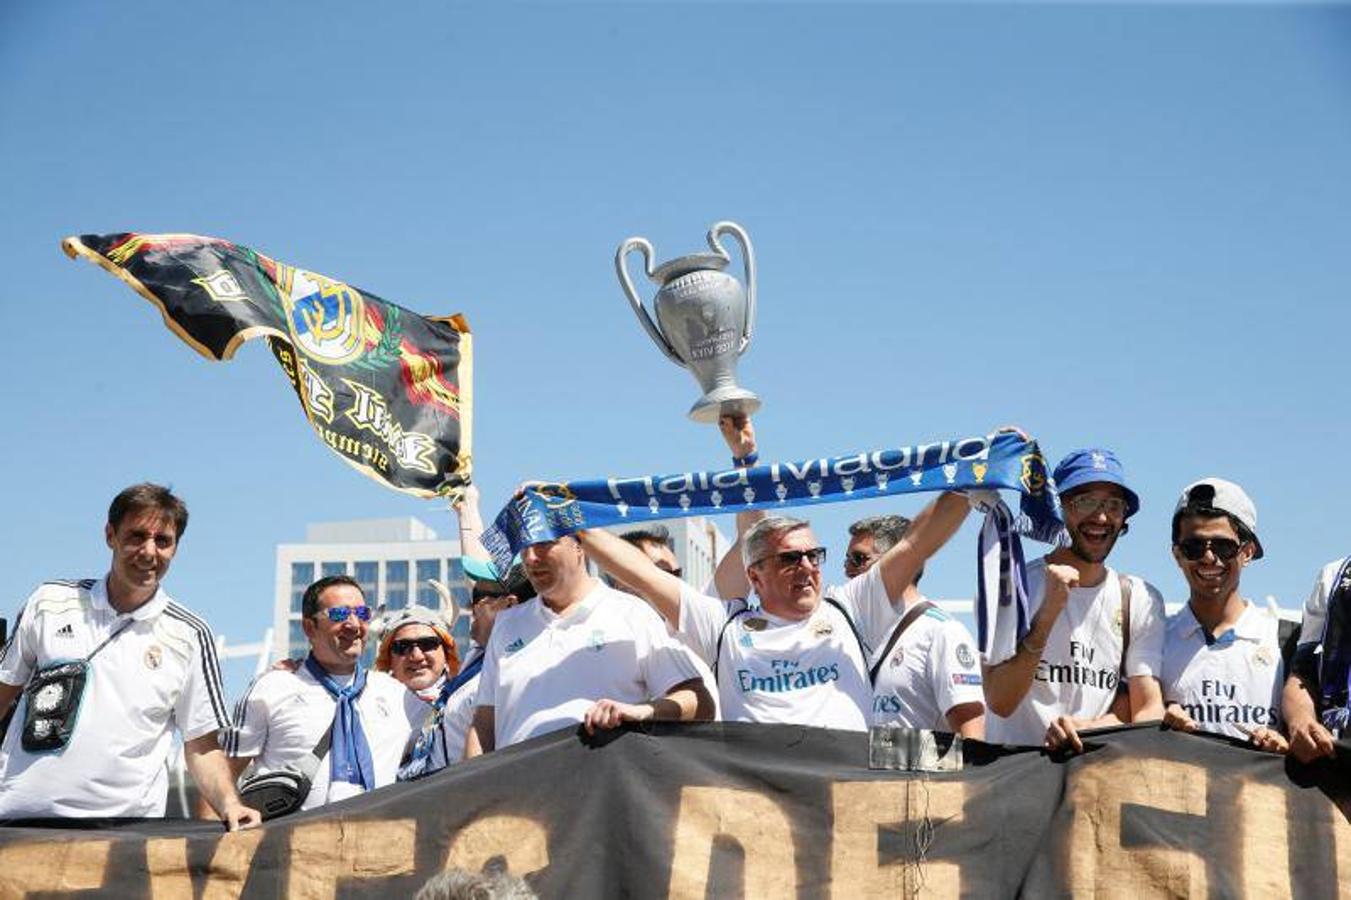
[577,491,973,732]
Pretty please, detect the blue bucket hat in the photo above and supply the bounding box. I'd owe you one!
[1052,448,1140,518]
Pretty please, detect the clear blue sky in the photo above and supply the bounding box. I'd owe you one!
[3,2,1349,699]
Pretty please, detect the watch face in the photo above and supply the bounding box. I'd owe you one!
[33,683,65,713]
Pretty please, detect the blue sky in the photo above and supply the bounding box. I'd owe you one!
[3,1,1349,698]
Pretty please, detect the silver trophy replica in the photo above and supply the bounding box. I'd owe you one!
[616,220,760,423]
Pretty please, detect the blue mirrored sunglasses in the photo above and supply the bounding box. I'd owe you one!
[320,605,372,623]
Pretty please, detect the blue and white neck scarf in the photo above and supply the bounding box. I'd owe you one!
[482,430,1062,661]
[304,655,376,791]
[398,649,485,782]
[1318,558,1351,735]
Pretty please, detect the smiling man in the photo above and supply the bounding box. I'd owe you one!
[0,484,256,827]
[1160,479,1287,752]
[983,449,1166,751]
[226,576,424,811]
[578,491,974,732]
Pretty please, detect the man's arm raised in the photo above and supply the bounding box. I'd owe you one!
[712,413,764,600]
[576,529,684,624]
[874,491,973,603]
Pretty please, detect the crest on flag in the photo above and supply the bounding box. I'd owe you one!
[62,232,472,498]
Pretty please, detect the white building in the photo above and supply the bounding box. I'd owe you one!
[272,515,733,664]
[273,518,471,662]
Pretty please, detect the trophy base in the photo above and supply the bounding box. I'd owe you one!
[689,388,761,424]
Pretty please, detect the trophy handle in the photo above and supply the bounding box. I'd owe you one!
[709,220,756,353]
[616,237,683,366]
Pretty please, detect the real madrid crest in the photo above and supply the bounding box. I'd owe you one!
[143,645,163,670]
[1112,607,1124,636]
[812,618,834,638]
[1253,646,1274,668]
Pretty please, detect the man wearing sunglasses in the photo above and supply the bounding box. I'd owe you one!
[983,449,1166,753]
[1159,479,1287,753]
[226,575,425,811]
[576,491,973,732]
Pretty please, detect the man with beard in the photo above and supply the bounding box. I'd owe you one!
[983,449,1165,751]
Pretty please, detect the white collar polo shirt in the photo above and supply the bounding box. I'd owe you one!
[1295,557,1349,652]
[226,664,424,811]
[1162,600,1284,741]
[985,558,1166,746]
[474,582,703,749]
[871,599,985,731]
[0,577,229,819]
[675,566,900,732]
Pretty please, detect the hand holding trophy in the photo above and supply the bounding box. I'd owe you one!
[616,221,760,423]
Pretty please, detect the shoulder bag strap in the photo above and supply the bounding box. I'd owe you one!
[820,595,871,672]
[869,600,936,685]
[711,606,754,686]
[85,617,136,665]
[1118,573,1133,691]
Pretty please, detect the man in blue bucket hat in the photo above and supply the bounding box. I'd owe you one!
[983,448,1166,752]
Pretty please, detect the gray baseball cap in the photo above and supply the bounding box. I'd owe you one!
[1173,477,1262,560]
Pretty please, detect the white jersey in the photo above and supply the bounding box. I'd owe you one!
[1162,600,1283,740]
[677,566,899,732]
[0,578,228,819]
[226,664,423,811]
[870,599,985,730]
[985,558,1165,746]
[1296,557,1350,650]
[475,582,703,749]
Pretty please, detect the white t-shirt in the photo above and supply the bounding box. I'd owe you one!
[1296,557,1350,649]
[227,664,423,810]
[0,578,229,819]
[871,600,985,730]
[677,566,899,732]
[1162,600,1283,740]
[985,558,1166,746]
[475,582,704,749]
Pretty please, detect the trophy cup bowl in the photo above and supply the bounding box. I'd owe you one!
[616,221,760,424]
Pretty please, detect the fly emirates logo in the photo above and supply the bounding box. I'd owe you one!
[1035,641,1119,691]
[736,658,841,694]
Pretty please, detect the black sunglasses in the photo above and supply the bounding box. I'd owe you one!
[1177,537,1243,562]
[390,636,443,656]
[845,551,876,568]
[754,547,828,569]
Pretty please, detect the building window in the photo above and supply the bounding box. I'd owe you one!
[385,560,409,610]
[354,561,378,603]
[447,558,465,582]
[416,559,441,608]
[321,561,347,578]
[287,619,307,658]
[290,562,314,613]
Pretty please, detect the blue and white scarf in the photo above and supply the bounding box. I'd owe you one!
[1318,558,1351,735]
[304,655,376,791]
[397,649,485,782]
[482,429,1062,661]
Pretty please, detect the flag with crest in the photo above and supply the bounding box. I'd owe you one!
[62,232,472,498]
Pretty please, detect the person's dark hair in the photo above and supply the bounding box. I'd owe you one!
[108,483,189,539]
[302,574,364,619]
[848,514,923,584]
[848,515,911,553]
[1171,505,1256,547]
[619,526,675,552]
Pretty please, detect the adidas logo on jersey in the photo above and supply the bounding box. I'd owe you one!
[505,638,525,655]
[55,624,75,639]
